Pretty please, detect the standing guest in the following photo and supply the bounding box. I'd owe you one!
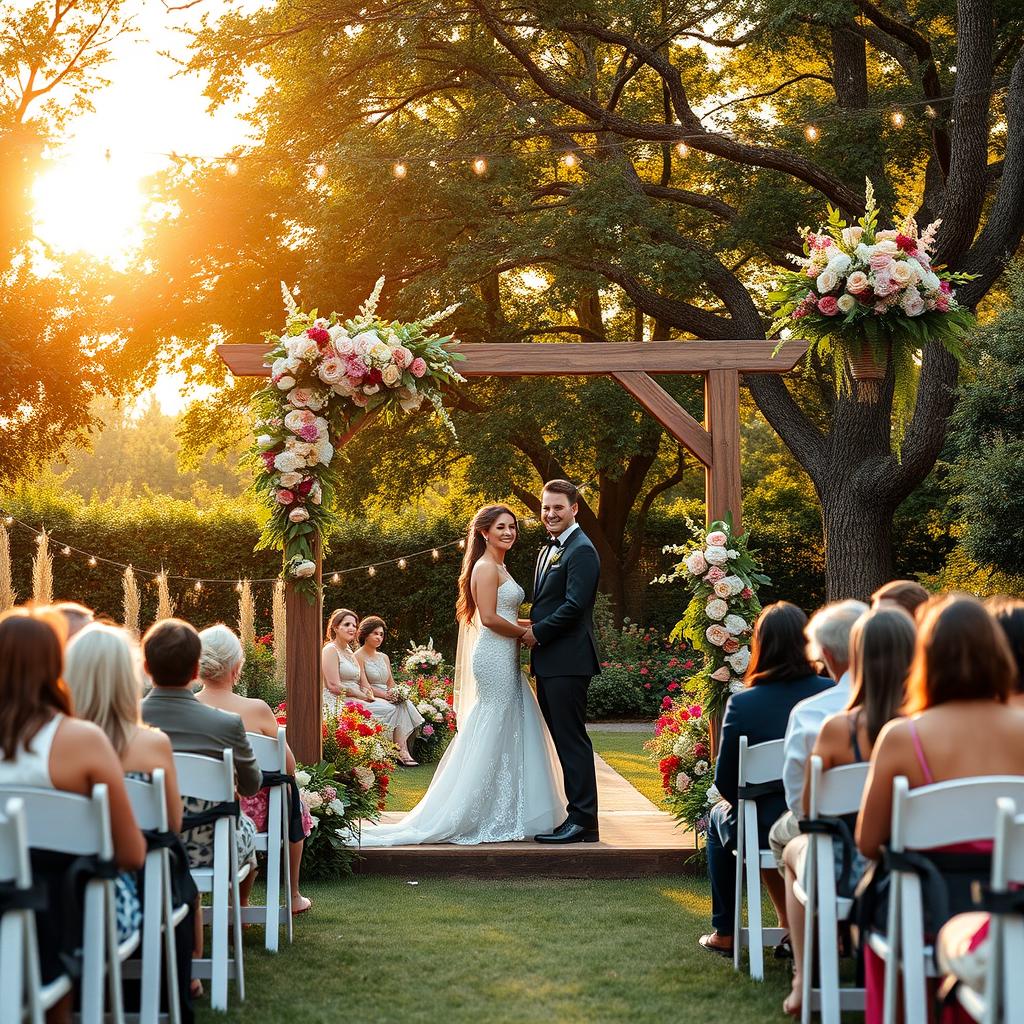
[870,579,930,620]
[195,624,312,915]
[987,596,1024,707]
[321,608,420,766]
[0,608,146,1023]
[65,621,195,1022]
[53,600,94,639]
[699,602,832,956]
[857,595,1024,1024]
[781,605,916,1016]
[354,615,425,754]
[769,600,868,868]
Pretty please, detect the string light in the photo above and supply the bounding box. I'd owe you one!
[194,581,203,591]
[88,556,97,567]
[674,142,689,157]
[561,151,577,168]
[3,516,12,526]
[234,581,243,592]
[804,124,820,142]
[314,162,328,178]
[392,161,407,178]
[472,157,487,175]
[458,538,466,550]
[925,105,938,119]
[432,549,440,560]
[398,558,407,570]
[331,572,341,584]
[890,110,906,128]
[62,545,71,556]
[368,566,377,577]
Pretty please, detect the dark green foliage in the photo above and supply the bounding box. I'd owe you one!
[240,642,285,708]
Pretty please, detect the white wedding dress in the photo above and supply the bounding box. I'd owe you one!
[354,577,566,845]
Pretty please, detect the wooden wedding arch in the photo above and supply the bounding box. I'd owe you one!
[218,339,808,763]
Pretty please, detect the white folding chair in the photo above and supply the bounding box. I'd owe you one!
[123,769,189,1024]
[241,728,294,951]
[174,750,249,1012]
[868,776,1024,1024]
[793,756,869,1023]
[0,782,140,1024]
[0,797,73,1023]
[939,797,1024,1024]
[733,735,787,980]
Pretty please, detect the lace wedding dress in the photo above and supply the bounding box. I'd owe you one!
[355,577,566,845]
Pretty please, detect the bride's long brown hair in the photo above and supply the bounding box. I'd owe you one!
[456,504,519,625]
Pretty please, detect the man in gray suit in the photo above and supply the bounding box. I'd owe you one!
[140,618,262,797]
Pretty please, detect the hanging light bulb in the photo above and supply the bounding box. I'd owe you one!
[431,548,440,561]
[674,141,689,157]
[3,515,13,526]
[368,565,377,577]
[62,545,71,556]
[194,580,203,592]
[88,556,97,567]
[458,538,466,550]
[890,110,906,128]
[392,161,407,178]
[561,151,577,169]
[331,572,341,584]
[472,157,487,175]
[314,162,328,178]
[398,558,408,570]
[804,124,820,142]
[924,105,938,119]
[234,581,243,592]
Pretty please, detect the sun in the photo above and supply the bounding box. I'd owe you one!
[32,151,147,263]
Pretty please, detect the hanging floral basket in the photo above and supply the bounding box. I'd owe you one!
[847,338,888,403]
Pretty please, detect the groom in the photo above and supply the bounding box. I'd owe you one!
[521,479,602,844]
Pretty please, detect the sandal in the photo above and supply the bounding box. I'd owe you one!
[698,933,733,957]
[398,755,419,767]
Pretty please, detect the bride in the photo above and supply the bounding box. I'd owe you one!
[355,504,565,846]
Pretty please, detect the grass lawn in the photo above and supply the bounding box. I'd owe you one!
[197,875,790,1024]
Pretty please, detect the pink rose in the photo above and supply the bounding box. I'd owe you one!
[345,356,369,379]
[817,296,840,316]
[704,566,726,583]
[935,294,950,312]
[723,637,740,654]
[422,724,434,737]
[392,346,412,369]
[288,506,309,523]
[705,624,730,647]
[846,271,870,294]
[939,280,952,294]
[740,587,753,600]
[710,666,731,682]
[869,252,893,271]
[873,270,899,297]
[410,357,427,378]
[706,530,728,547]
[276,489,295,505]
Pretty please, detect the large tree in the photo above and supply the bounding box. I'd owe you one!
[145,0,1023,601]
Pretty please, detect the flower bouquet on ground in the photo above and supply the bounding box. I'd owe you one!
[392,674,457,763]
[655,516,768,724]
[401,637,444,675]
[769,179,976,447]
[294,761,353,880]
[645,700,717,841]
[247,279,463,594]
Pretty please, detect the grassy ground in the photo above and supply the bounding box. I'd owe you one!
[197,876,790,1024]
[387,730,663,813]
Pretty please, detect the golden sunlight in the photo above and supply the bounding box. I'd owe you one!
[32,151,146,262]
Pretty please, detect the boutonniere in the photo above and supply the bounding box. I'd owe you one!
[548,549,564,567]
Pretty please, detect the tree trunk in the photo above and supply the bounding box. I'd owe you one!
[820,487,895,602]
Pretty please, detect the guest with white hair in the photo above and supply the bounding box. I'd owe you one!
[195,623,313,915]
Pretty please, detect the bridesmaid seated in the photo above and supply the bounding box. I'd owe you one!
[320,608,421,766]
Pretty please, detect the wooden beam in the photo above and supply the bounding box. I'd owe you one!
[704,369,742,530]
[612,371,713,467]
[285,536,323,765]
[216,339,808,378]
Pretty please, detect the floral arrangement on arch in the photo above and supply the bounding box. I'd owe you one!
[655,517,768,723]
[645,700,717,840]
[392,674,457,763]
[401,637,444,675]
[249,279,464,592]
[769,179,975,448]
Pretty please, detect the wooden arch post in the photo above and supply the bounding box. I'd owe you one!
[218,339,807,763]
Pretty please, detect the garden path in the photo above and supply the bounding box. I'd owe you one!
[354,753,696,879]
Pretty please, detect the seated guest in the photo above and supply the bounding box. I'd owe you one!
[0,608,146,1021]
[770,600,868,867]
[65,621,195,1020]
[354,615,425,759]
[53,600,95,639]
[988,596,1024,707]
[781,605,916,1016]
[321,608,421,766]
[857,595,1024,1024]
[699,601,832,956]
[140,618,261,893]
[196,623,313,915]
[870,579,930,620]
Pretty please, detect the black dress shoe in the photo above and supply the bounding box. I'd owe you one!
[534,823,600,844]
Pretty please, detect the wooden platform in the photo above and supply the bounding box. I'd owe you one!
[352,756,698,878]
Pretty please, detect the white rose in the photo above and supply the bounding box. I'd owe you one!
[312,439,334,467]
[328,798,346,815]
[295,770,311,788]
[284,409,314,433]
[276,376,296,391]
[368,342,393,366]
[693,759,709,777]
[685,550,708,575]
[723,613,748,635]
[305,791,323,811]
[278,470,303,487]
[289,507,310,523]
[890,260,914,286]
[706,783,722,806]
[286,334,320,361]
[816,268,839,294]
[257,434,277,449]
[901,289,925,316]
[351,331,379,356]
[919,268,941,293]
[332,378,355,397]
[273,451,304,473]
[726,646,751,673]
[727,549,739,560]
[291,559,316,578]
[704,545,728,566]
[318,356,347,384]
[825,252,851,277]
[837,294,856,313]
[874,239,899,254]
[705,597,729,621]
[381,363,402,386]
[842,226,863,247]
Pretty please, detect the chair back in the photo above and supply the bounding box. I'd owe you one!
[0,798,31,889]
[0,783,113,859]
[891,777,1024,853]
[125,769,169,833]
[737,736,785,788]
[808,756,870,819]
[992,798,1024,891]
[246,728,287,774]
[173,750,235,803]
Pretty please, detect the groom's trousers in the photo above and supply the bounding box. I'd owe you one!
[536,674,599,828]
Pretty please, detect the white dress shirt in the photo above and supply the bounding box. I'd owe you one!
[536,521,579,583]
[782,672,850,816]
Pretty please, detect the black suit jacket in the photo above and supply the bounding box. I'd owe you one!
[713,673,834,847]
[529,526,601,678]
